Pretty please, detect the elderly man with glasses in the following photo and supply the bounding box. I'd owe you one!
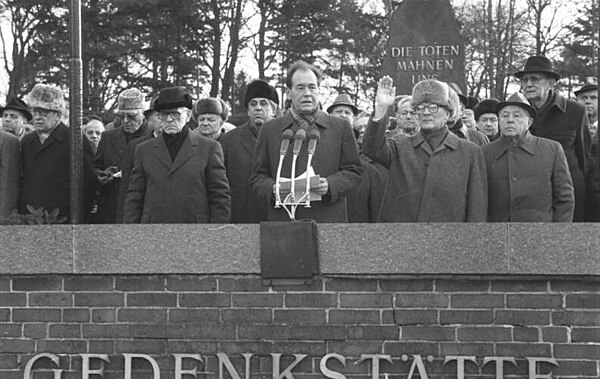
[363,77,487,222]
[123,86,231,224]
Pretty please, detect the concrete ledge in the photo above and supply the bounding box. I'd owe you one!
[0,223,598,276]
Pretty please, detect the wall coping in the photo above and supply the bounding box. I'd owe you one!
[0,223,599,276]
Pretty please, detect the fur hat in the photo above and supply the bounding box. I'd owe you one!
[326,93,359,115]
[0,97,33,121]
[411,79,455,115]
[25,84,65,114]
[244,80,279,108]
[496,92,536,118]
[154,87,193,111]
[117,88,145,111]
[474,98,500,121]
[192,98,229,121]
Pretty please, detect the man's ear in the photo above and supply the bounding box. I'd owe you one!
[185,109,193,123]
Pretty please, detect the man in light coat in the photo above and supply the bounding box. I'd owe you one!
[123,86,231,223]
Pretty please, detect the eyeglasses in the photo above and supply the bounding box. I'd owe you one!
[158,111,184,121]
[413,104,441,114]
[31,108,53,117]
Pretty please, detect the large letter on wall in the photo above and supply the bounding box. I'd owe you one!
[23,353,63,379]
[174,354,203,379]
[218,353,253,379]
[272,354,307,379]
[527,357,559,379]
[358,354,392,379]
[443,356,477,379]
[80,354,110,378]
[482,357,517,379]
[320,353,347,379]
[123,353,161,379]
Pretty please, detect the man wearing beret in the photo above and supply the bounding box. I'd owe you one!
[220,79,279,223]
[1,97,33,140]
[481,93,574,222]
[191,97,230,141]
[474,99,501,142]
[515,55,590,221]
[123,86,231,223]
[250,60,362,222]
[94,88,151,223]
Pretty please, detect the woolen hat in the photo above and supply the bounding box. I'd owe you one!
[458,95,479,110]
[412,79,455,114]
[25,84,65,114]
[154,87,193,111]
[474,98,500,121]
[326,93,359,115]
[496,92,536,118]
[117,88,145,111]
[0,97,33,121]
[244,80,279,108]
[574,83,598,97]
[514,55,560,80]
[192,98,229,122]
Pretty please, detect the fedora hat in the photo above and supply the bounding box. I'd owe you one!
[574,77,598,97]
[514,55,560,80]
[496,92,536,118]
[0,97,33,121]
[154,86,193,111]
[326,94,359,115]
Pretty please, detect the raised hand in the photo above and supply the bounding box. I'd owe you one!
[374,76,396,120]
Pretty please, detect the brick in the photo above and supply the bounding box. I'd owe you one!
[83,324,131,338]
[348,326,398,340]
[329,340,384,355]
[451,294,504,308]
[496,343,551,356]
[541,326,568,342]
[219,341,274,355]
[396,293,448,308]
[274,309,326,325]
[91,309,116,323]
[439,342,494,356]
[490,280,548,292]
[495,310,550,325]
[221,309,271,324]
[458,326,511,341]
[0,278,9,291]
[572,327,600,342]
[127,293,177,307]
[435,280,489,292]
[169,309,220,323]
[167,340,218,354]
[232,293,283,307]
[12,277,62,291]
[325,278,377,292]
[12,308,61,322]
[88,340,115,354]
[554,343,600,358]
[553,360,598,377]
[0,354,17,368]
[258,355,315,374]
[566,294,600,308]
[28,292,72,307]
[0,293,26,306]
[185,325,236,340]
[507,294,562,309]
[0,324,21,338]
[63,308,90,322]
[64,276,113,291]
[330,310,380,324]
[286,293,337,308]
[553,311,600,326]
[291,326,346,340]
[0,339,34,353]
[273,342,326,355]
[385,310,437,325]
[271,278,324,292]
[383,341,439,356]
[239,325,291,340]
[167,276,217,291]
[551,280,600,292]
[49,324,81,338]
[37,340,86,353]
[179,293,230,307]
[379,279,434,292]
[74,293,124,307]
[23,323,46,338]
[218,277,267,292]
[0,309,8,321]
[440,310,493,325]
[340,293,392,308]
[116,340,166,355]
[115,276,165,291]
[117,309,167,323]
[133,324,185,339]
[513,326,539,342]
[402,326,455,341]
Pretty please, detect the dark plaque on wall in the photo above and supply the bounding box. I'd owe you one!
[381,0,466,95]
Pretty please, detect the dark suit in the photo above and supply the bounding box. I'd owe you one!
[123,132,231,223]
[219,122,267,223]
[20,123,70,222]
[250,111,362,222]
[0,130,20,218]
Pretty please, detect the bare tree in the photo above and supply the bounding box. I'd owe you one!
[524,0,568,55]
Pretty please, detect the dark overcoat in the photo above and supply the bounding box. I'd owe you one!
[249,111,362,222]
[219,122,267,223]
[363,119,487,222]
[482,132,574,222]
[346,155,387,223]
[123,132,231,223]
[0,130,20,218]
[20,123,70,221]
[528,91,590,221]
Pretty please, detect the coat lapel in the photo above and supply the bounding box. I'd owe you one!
[151,136,172,170]
[169,134,195,174]
[109,128,128,161]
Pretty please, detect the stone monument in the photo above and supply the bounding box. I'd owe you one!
[381,0,466,95]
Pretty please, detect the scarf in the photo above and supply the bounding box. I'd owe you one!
[163,127,188,161]
[290,107,317,131]
[421,126,448,151]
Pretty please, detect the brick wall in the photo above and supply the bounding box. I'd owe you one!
[0,275,598,378]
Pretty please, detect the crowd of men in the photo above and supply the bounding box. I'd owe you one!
[0,55,598,224]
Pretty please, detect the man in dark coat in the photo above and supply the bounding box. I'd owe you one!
[515,55,590,221]
[474,99,501,142]
[94,88,151,223]
[20,84,70,222]
[123,86,231,223]
[220,80,279,223]
[1,97,33,140]
[482,93,574,222]
[250,60,362,222]
[0,129,20,219]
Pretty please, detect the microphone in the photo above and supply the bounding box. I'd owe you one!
[290,129,306,204]
[304,129,320,207]
[275,129,295,208]
[280,129,294,155]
